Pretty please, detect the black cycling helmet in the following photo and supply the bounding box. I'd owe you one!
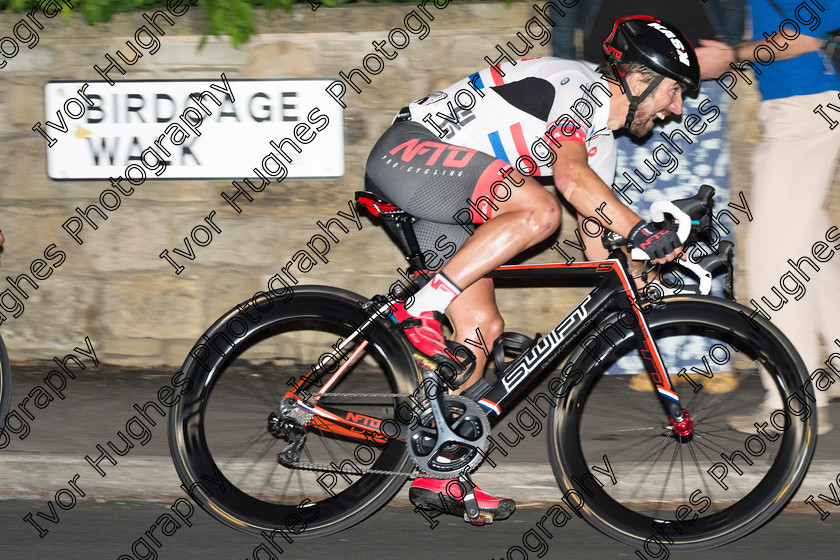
[603,16,700,128]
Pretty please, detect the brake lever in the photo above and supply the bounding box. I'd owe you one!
[695,240,735,300]
[657,240,735,298]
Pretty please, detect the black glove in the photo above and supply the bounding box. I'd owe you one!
[628,220,681,260]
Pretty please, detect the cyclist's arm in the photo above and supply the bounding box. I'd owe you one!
[551,141,640,238]
[551,142,683,264]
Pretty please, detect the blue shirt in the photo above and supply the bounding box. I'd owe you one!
[751,0,840,99]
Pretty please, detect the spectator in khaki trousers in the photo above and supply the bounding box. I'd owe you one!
[699,0,840,434]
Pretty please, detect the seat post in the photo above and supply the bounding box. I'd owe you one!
[354,187,430,272]
[397,216,428,271]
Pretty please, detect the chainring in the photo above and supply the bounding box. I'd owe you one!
[406,395,490,477]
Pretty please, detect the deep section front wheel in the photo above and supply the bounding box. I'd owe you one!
[549,296,816,550]
[169,287,419,539]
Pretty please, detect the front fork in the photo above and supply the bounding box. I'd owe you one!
[614,251,694,437]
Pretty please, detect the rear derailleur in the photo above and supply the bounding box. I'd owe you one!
[268,397,311,465]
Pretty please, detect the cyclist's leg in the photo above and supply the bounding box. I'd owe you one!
[400,227,514,521]
[400,173,560,360]
[398,232,514,522]
[366,120,562,294]
[410,283,514,524]
[439,178,561,290]
[366,123,522,521]
[444,277,504,391]
[366,122,560,361]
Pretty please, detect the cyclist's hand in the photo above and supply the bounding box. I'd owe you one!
[628,220,682,264]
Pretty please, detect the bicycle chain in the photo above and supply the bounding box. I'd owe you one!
[305,392,415,399]
[279,458,425,478]
[283,391,468,480]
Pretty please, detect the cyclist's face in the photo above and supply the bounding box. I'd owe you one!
[628,77,686,137]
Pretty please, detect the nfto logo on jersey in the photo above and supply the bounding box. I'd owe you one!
[648,22,690,66]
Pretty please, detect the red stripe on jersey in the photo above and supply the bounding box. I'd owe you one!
[545,119,587,147]
[489,65,505,86]
[510,122,540,176]
[469,160,510,222]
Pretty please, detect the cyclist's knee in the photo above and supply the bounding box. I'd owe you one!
[524,198,562,239]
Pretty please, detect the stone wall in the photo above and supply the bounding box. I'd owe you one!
[0,1,837,366]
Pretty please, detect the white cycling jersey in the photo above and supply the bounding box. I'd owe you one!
[406,57,618,184]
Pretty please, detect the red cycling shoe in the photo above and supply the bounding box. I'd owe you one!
[409,476,516,525]
[389,300,476,387]
[388,300,449,362]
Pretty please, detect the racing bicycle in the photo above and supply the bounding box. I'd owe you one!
[168,184,816,550]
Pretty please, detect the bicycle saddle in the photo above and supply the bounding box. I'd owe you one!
[355,176,427,271]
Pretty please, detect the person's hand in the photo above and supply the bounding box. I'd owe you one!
[628,220,683,264]
[0,230,5,264]
[696,39,735,80]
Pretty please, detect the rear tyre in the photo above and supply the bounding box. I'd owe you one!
[169,287,419,538]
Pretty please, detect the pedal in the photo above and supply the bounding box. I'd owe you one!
[439,340,476,388]
[459,472,480,522]
[461,377,493,401]
[463,512,494,526]
[410,343,476,391]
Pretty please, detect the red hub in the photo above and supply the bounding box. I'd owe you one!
[669,409,693,437]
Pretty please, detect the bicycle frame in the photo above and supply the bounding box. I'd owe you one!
[283,252,689,446]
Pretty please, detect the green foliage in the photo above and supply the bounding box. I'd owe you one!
[1,0,512,46]
[203,0,256,47]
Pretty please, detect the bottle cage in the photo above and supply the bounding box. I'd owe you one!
[491,332,538,376]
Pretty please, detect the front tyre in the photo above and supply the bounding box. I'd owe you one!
[549,296,816,549]
[168,287,419,539]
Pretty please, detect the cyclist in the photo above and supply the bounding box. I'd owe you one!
[364,16,699,523]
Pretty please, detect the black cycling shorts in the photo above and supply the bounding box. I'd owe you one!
[364,120,510,268]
